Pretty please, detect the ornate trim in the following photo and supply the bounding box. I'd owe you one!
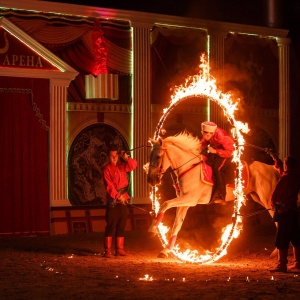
[67,102,131,113]
[0,87,50,131]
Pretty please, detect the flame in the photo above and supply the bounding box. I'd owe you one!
[150,53,249,264]
[139,274,153,281]
[143,162,149,174]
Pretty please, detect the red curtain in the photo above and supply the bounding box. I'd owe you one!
[0,77,50,236]
[5,13,132,103]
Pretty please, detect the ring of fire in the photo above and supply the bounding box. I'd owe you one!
[150,54,248,264]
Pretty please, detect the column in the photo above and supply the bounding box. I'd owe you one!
[50,78,72,206]
[208,30,228,130]
[277,37,290,158]
[132,25,152,203]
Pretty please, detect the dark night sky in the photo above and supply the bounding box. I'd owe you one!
[48,1,300,66]
[48,0,299,32]
[48,0,300,60]
[46,0,300,81]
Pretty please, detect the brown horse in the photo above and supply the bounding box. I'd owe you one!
[147,132,280,258]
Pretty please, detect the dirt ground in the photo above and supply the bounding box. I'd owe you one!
[1,220,300,300]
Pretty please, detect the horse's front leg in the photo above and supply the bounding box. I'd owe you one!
[158,206,189,258]
[148,197,185,237]
[147,208,166,237]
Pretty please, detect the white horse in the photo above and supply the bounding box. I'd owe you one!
[147,132,280,258]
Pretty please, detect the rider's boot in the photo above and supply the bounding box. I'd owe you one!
[269,248,288,273]
[211,171,226,205]
[288,247,300,271]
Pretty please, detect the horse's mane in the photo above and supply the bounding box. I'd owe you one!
[163,130,201,152]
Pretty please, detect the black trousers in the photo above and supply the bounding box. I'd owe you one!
[275,209,300,249]
[206,154,231,196]
[205,153,231,172]
[104,204,129,237]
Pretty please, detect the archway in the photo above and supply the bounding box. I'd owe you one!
[68,123,129,206]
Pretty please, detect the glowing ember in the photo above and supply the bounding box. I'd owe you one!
[139,274,153,281]
[149,53,249,264]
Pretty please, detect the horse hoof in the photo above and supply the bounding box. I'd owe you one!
[157,252,168,258]
[157,248,169,258]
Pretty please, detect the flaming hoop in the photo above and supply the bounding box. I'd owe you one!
[150,54,249,264]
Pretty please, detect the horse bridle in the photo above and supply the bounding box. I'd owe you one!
[149,146,167,177]
[150,145,202,180]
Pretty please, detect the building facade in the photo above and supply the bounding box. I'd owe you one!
[0,0,290,235]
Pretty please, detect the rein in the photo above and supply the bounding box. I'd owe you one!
[158,147,202,180]
[243,142,278,156]
[177,161,202,180]
[149,144,202,195]
[162,148,202,175]
[160,147,202,195]
[233,208,272,221]
[129,145,151,152]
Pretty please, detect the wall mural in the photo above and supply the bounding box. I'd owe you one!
[68,123,129,206]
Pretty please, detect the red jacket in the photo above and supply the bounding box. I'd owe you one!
[103,157,137,200]
[201,127,235,158]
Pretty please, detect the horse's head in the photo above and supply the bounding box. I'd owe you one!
[147,138,169,186]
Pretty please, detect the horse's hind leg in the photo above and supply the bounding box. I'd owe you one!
[158,206,189,258]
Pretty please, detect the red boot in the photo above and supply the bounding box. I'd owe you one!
[103,236,112,258]
[115,237,128,256]
[289,247,300,271]
[269,248,288,273]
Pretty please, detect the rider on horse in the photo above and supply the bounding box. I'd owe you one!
[200,121,235,204]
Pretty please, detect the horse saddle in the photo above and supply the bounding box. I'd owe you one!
[200,159,250,190]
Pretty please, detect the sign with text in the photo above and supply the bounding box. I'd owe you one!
[0,28,57,70]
